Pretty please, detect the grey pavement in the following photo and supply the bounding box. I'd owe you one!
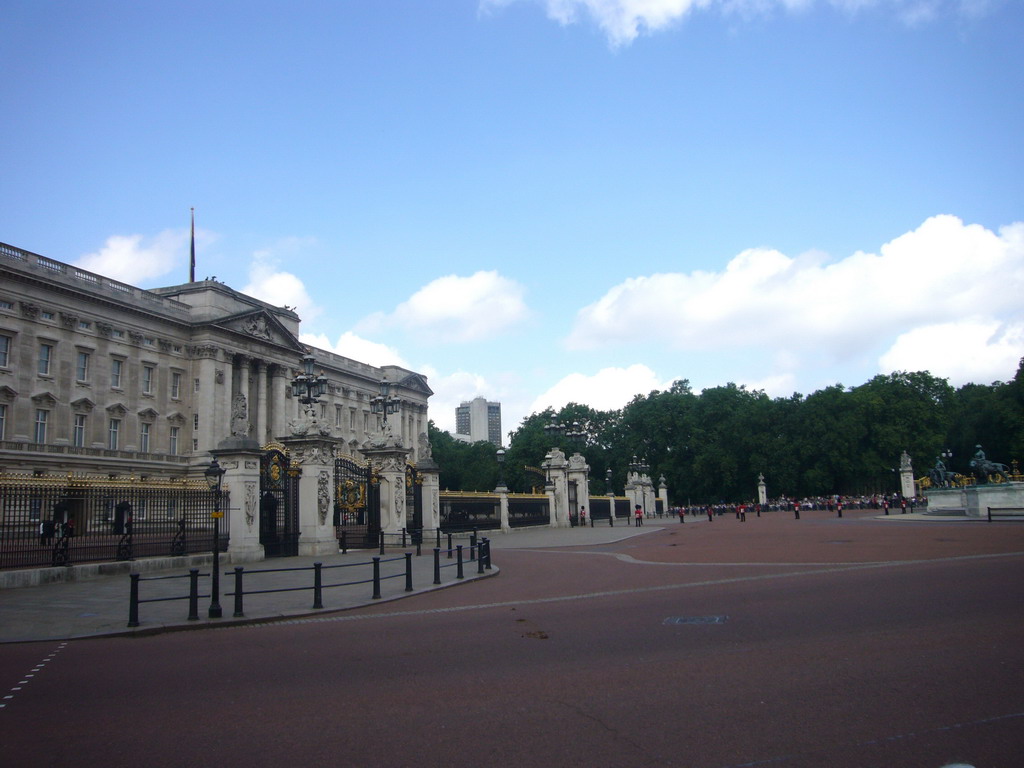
[0,523,663,644]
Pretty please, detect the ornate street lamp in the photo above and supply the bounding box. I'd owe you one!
[204,456,226,619]
[370,375,401,429]
[291,354,328,414]
[543,415,565,447]
[565,420,586,450]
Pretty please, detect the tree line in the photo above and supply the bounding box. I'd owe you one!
[428,359,1024,504]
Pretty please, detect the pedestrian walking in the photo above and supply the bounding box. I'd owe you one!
[579,506,587,527]
[634,505,643,527]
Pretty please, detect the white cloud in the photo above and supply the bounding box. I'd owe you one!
[419,367,497,433]
[530,364,669,414]
[301,331,409,369]
[482,0,1001,46]
[243,245,320,322]
[74,230,187,285]
[568,215,1024,389]
[359,270,529,343]
[879,319,1024,385]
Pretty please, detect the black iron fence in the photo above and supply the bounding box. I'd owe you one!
[126,539,493,628]
[508,494,549,527]
[440,492,500,531]
[1,472,227,570]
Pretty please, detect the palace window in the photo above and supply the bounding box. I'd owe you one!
[111,358,123,388]
[171,371,182,399]
[139,422,151,453]
[72,414,87,447]
[169,426,180,455]
[108,418,121,450]
[34,409,48,443]
[0,334,10,367]
[76,351,90,382]
[142,365,154,395]
[38,343,53,376]
[0,403,6,440]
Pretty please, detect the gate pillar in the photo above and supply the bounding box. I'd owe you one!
[415,435,441,532]
[283,436,344,557]
[213,441,264,563]
[363,444,412,535]
[567,452,591,522]
[541,448,570,528]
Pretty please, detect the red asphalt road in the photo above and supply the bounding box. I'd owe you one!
[2,509,1023,768]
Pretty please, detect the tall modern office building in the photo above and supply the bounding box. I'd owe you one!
[454,397,502,447]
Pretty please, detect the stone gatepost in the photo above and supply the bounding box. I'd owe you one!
[757,473,768,506]
[213,438,264,563]
[415,432,441,532]
[899,451,916,499]
[362,444,412,535]
[498,488,510,532]
[281,435,342,557]
[658,475,668,509]
[567,452,591,520]
[541,447,570,528]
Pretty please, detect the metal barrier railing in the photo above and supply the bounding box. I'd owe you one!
[126,538,492,628]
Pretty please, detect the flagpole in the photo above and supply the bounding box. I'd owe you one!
[189,208,196,282]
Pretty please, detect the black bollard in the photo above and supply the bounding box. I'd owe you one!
[433,548,441,585]
[313,562,324,609]
[372,557,382,599]
[405,552,414,592]
[187,568,200,621]
[456,545,464,579]
[127,573,140,628]
[234,567,245,617]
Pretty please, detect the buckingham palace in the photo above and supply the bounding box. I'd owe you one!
[0,241,438,568]
[0,241,432,475]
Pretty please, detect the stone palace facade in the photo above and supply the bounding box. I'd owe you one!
[0,241,433,479]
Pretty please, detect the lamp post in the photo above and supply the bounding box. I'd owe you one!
[565,421,586,451]
[606,467,614,527]
[204,456,226,619]
[543,415,565,448]
[370,375,401,430]
[290,353,328,417]
[495,448,507,492]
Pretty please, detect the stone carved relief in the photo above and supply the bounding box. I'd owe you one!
[244,314,273,341]
[418,431,432,460]
[231,393,250,438]
[245,483,257,529]
[19,302,40,319]
[60,312,78,328]
[318,470,330,525]
[188,344,220,359]
[128,331,144,345]
[96,322,113,337]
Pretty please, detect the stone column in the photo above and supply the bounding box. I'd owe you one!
[219,352,235,446]
[212,441,265,563]
[270,364,289,441]
[194,347,219,455]
[758,474,767,506]
[255,360,268,447]
[362,445,411,535]
[282,436,344,556]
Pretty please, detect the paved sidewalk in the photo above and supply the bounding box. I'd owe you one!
[0,542,496,643]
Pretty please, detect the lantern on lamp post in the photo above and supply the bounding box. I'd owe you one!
[204,456,226,619]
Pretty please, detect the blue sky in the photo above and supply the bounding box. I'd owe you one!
[3,0,1022,437]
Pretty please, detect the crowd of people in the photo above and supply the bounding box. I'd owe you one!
[670,493,928,520]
